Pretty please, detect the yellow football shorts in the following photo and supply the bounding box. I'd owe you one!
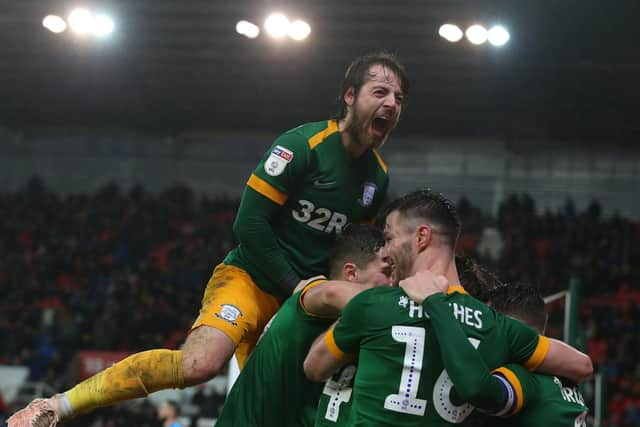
[191,263,282,369]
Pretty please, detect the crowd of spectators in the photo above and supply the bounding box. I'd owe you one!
[0,178,235,425]
[459,194,640,427]
[0,180,638,426]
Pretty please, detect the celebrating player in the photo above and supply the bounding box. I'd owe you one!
[216,224,391,426]
[8,52,408,427]
[304,189,592,426]
[312,254,495,427]
[407,280,589,426]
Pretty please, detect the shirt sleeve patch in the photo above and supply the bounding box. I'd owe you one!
[264,145,294,176]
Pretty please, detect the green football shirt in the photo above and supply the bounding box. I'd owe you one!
[215,280,334,427]
[225,119,389,297]
[492,364,589,427]
[421,291,586,427]
[315,362,358,426]
[326,286,548,426]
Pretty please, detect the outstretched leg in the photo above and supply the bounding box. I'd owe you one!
[7,327,235,427]
[7,263,280,427]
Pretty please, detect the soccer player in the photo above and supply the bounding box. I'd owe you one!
[405,280,589,426]
[8,52,408,427]
[304,190,592,426]
[216,224,391,426]
[312,254,494,427]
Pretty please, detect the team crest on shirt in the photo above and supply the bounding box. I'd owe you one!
[215,304,243,326]
[358,182,377,207]
[264,145,294,176]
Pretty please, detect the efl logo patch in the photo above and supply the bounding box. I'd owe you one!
[215,304,242,326]
[264,145,294,176]
[358,182,377,207]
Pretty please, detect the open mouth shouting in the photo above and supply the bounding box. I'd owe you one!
[371,115,392,140]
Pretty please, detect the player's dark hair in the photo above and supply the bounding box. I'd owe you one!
[383,189,461,249]
[487,282,548,333]
[455,255,503,302]
[334,52,409,120]
[328,224,385,280]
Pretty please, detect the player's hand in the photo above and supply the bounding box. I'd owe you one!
[399,270,449,304]
[292,275,327,294]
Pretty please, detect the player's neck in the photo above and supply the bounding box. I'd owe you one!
[444,257,462,287]
[338,118,368,158]
[412,250,460,286]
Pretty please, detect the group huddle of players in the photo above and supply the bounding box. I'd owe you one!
[217,196,591,427]
[8,52,591,427]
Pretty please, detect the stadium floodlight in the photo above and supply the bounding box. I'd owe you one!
[93,15,114,37]
[438,24,463,42]
[236,20,260,39]
[264,13,289,39]
[488,25,510,46]
[42,15,67,33]
[288,20,311,41]
[465,24,488,45]
[68,8,94,34]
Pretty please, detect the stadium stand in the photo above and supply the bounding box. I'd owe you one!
[0,179,638,426]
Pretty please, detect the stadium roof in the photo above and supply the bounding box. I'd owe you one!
[1,0,639,140]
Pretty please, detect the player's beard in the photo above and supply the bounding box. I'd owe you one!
[344,104,384,151]
[390,240,414,286]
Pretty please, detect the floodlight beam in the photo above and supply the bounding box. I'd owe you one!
[466,24,488,45]
[43,15,67,33]
[68,8,94,34]
[264,13,289,39]
[488,25,510,46]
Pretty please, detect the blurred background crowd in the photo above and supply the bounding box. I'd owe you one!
[0,179,638,426]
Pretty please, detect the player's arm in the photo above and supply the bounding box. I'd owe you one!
[304,293,366,381]
[423,295,542,416]
[421,292,511,411]
[304,324,351,382]
[233,131,310,293]
[534,338,593,384]
[300,280,375,319]
[487,363,540,417]
[501,317,592,384]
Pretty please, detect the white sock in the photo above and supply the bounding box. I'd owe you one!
[58,393,74,418]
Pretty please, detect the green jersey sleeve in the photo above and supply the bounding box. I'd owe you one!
[233,129,312,292]
[326,291,371,359]
[493,364,589,426]
[490,363,537,416]
[251,129,312,195]
[422,292,549,417]
[422,293,508,411]
[500,315,550,370]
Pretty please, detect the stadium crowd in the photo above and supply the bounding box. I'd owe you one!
[0,179,638,426]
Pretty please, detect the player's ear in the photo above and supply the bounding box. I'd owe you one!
[342,262,358,282]
[415,224,432,252]
[344,87,356,107]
